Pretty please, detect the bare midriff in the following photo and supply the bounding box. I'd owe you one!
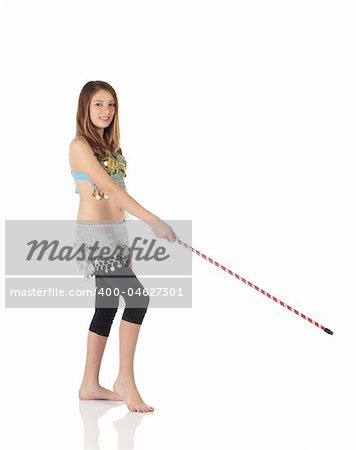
[74,179,125,222]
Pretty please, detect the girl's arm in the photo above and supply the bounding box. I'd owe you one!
[70,138,157,222]
[69,139,177,241]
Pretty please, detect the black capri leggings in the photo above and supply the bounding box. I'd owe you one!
[89,263,150,337]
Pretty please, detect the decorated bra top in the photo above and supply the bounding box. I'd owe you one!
[71,149,127,200]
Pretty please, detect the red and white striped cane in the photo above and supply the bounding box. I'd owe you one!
[176,238,334,335]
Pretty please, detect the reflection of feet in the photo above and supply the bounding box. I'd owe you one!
[113,412,146,450]
[79,400,120,450]
[79,400,120,420]
[113,379,154,413]
[79,384,123,401]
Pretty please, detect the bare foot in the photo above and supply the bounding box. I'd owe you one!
[79,384,123,401]
[113,379,154,413]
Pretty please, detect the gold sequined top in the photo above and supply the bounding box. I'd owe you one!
[71,149,127,200]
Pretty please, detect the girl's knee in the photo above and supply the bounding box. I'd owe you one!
[122,293,149,324]
[89,307,118,336]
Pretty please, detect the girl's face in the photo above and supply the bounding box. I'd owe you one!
[89,89,116,131]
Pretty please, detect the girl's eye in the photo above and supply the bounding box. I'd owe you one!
[95,103,115,106]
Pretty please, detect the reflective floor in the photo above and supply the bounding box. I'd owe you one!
[5,305,354,450]
[79,401,150,450]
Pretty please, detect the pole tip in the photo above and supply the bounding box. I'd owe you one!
[324,328,333,335]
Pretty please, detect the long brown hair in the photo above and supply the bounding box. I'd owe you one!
[75,80,123,160]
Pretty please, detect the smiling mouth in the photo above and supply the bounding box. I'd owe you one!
[100,116,110,121]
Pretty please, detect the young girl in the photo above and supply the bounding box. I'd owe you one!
[69,80,177,413]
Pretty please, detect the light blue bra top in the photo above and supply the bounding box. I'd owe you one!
[71,172,92,193]
[72,171,91,181]
[71,150,127,195]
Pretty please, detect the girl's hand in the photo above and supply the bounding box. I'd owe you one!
[150,219,178,242]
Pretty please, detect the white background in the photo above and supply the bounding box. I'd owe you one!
[2,1,355,449]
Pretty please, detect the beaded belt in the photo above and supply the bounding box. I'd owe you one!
[73,220,131,278]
